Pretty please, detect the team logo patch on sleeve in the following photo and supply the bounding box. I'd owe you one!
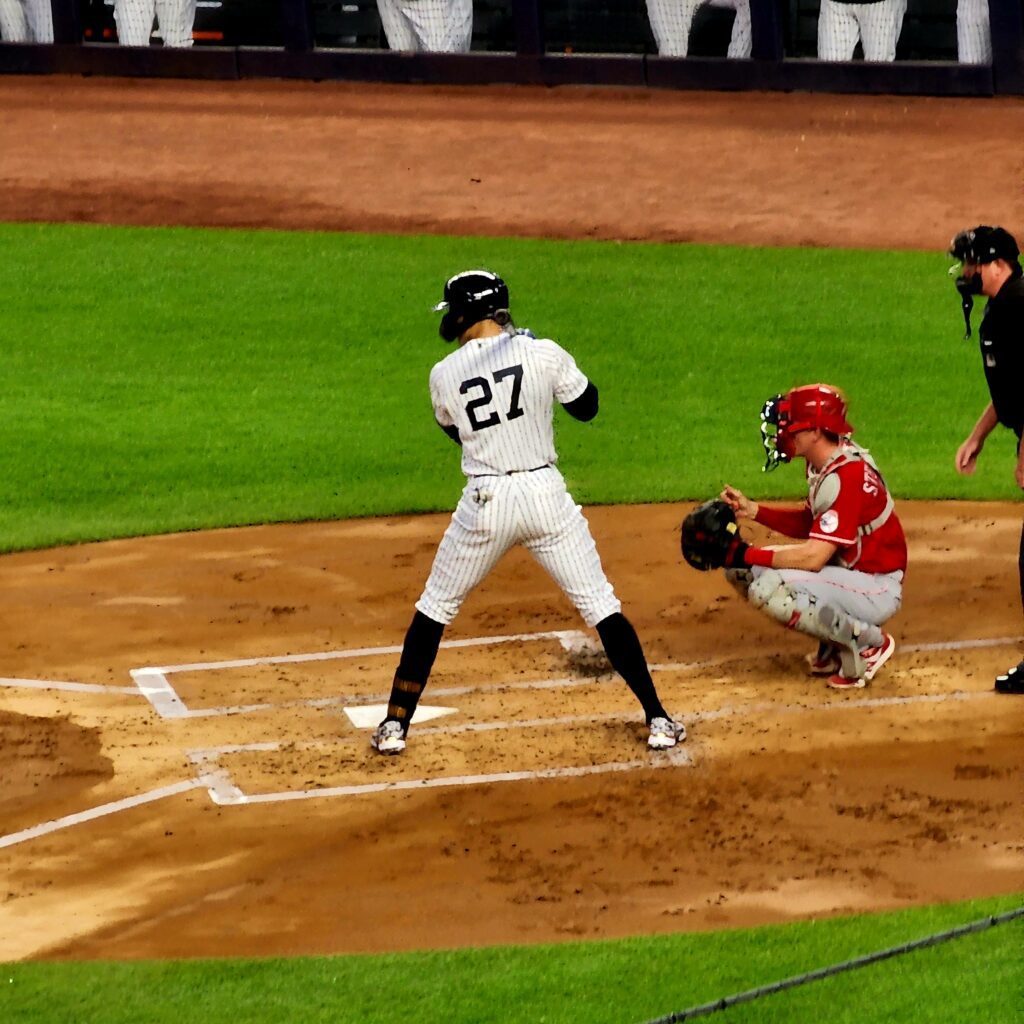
[819,510,840,534]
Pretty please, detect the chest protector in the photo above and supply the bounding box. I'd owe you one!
[807,443,895,569]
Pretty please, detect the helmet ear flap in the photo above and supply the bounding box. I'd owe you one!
[438,309,465,342]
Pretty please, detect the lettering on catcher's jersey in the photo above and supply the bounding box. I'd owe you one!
[430,332,588,477]
[806,446,907,574]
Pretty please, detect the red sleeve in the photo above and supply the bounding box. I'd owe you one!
[754,503,813,538]
[808,463,864,546]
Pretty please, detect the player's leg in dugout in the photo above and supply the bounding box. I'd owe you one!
[375,0,419,51]
[114,0,156,45]
[20,0,51,41]
[706,0,752,58]
[857,0,906,61]
[816,0,860,60]
[401,0,472,51]
[645,0,702,56]
[956,0,991,63]
[0,0,28,41]
[155,0,196,47]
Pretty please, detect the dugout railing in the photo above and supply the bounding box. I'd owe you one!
[0,0,1021,95]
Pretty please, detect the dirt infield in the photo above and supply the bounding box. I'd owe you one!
[0,77,1022,962]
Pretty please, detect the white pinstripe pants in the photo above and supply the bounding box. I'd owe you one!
[114,0,196,47]
[956,0,991,64]
[646,0,752,58]
[817,0,906,61]
[416,467,621,628]
[375,0,472,52]
[0,0,52,42]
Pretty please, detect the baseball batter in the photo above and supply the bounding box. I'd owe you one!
[817,0,906,62]
[703,384,907,688]
[372,269,686,755]
[0,0,52,42]
[375,0,472,52]
[646,0,751,59]
[114,0,196,47]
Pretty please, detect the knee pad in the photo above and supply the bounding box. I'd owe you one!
[747,570,803,629]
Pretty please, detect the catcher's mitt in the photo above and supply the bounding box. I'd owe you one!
[680,499,742,571]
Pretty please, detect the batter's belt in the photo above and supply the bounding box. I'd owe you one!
[470,464,551,478]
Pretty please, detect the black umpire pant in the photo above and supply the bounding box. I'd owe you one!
[1018,434,1024,617]
[1019,518,1024,614]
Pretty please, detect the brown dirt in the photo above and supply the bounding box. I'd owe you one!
[0,77,1022,963]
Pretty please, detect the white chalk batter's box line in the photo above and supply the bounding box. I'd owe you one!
[0,660,1006,853]
[0,687,996,851]
[129,628,602,719]
[125,631,1024,721]
[178,688,992,807]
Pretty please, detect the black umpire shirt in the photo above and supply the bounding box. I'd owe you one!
[979,271,1024,440]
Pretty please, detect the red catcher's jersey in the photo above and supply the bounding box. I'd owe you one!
[807,455,907,574]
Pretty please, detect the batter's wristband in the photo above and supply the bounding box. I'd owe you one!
[744,546,774,568]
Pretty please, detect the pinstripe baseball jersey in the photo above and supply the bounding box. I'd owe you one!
[429,331,588,477]
[416,327,621,629]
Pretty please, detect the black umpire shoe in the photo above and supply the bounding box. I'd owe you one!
[994,660,1024,694]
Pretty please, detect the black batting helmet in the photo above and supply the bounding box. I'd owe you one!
[948,225,1020,266]
[433,269,510,343]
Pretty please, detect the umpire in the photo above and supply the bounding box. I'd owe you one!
[949,225,1024,694]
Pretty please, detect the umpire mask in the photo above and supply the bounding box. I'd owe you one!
[948,226,1021,339]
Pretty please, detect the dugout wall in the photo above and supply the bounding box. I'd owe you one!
[0,0,1021,94]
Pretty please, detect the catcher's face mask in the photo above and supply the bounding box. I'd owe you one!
[948,256,982,340]
[760,394,791,473]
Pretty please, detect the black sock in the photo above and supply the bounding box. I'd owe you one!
[595,612,667,723]
[385,611,445,734]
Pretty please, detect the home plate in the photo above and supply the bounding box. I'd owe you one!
[343,704,458,729]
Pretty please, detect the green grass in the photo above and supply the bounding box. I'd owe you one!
[5,896,1022,1023]
[0,222,1016,551]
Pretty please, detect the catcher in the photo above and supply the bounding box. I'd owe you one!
[681,383,907,689]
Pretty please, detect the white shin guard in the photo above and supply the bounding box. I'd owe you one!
[747,570,879,678]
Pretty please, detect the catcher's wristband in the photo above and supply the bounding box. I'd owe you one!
[744,546,774,568]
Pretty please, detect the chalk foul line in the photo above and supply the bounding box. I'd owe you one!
[0,780,202,850]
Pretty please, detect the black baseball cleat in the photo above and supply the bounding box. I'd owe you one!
[994,660,1024,694]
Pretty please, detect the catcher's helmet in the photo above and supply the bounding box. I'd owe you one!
[761,384,852,472]
[433,269,510,343]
